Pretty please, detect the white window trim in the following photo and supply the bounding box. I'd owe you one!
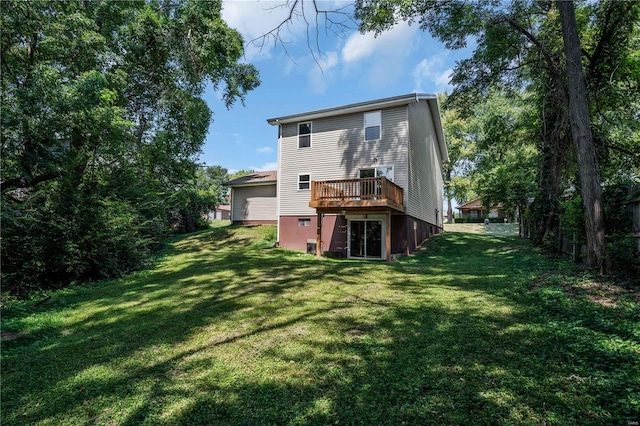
[364,111,382,142]
[298,121,312,149]
[346,214,387,260]
[298,173,311,191]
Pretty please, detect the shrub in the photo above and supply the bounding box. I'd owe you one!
[607,233,640,285]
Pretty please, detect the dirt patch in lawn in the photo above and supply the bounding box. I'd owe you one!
[529,274,640,308]
[1,331,26,341]
[569,280,640,308]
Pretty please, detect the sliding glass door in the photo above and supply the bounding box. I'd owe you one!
[349,219,383,259]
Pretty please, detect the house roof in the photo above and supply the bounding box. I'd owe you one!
[456,198,484,211]
[457,198,505,211]
[225,171,277,187]
[217,204,231,212]
[266,93,449,163]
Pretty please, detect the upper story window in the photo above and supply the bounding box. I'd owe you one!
[298,122,311,148]
[364,111,381,141]
[298,173,310,190]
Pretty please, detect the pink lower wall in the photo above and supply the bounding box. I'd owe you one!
[391,215,441,255]
[279,214,441,257]
[279,215,347,254]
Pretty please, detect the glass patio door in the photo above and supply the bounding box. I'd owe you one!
[359,166,394,199]
[349,220,383,259]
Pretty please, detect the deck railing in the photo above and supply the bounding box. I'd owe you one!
[310,177,404,207]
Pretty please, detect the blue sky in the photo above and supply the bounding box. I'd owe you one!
[199,0,474,174]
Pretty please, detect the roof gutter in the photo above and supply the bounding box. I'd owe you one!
[266,93,437,125]
[225,180,277,188]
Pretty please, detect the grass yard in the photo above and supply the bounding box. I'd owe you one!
[2,224,639,425]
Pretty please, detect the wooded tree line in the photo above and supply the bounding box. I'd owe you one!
[354,0,639,278]
[1,0,259,295]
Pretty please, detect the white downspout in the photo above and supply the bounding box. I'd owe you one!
[276,120,282,244]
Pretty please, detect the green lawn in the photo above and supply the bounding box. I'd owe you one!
[2,224,639,425]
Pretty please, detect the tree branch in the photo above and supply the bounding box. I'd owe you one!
[247,0,356,71]
[500,15,568,102]
[604,142,640,159]
[1,171,64,193]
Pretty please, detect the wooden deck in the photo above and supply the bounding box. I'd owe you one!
[309,177,405,213]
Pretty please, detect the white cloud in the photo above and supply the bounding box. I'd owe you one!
[341,22,418,64]
[307,51,339,94]
[222,1,304,60]
[252,162,278,171]
[223,0,348,61]
[413,54,453,93]
[256,146,274,154]
[339,21,419,88]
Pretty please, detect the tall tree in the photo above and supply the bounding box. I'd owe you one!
[355,0,639,272]
[557,1,605,273]
[1,0,259,294]
[470,91,538,221]
[439,93,476,223]
[196,165,230,205]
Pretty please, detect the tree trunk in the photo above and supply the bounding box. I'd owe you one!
[557,1,606,274]
[447,196,453,224]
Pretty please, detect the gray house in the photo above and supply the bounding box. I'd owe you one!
[265,93,448,260]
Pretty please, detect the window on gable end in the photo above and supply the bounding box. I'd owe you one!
[364,111,381,141]
[298,122,311,148]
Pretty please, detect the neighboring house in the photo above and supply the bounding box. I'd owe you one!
[457,198,505,219]
[263,93,448,260]
[211,204,230,220]
[226,171,277,225]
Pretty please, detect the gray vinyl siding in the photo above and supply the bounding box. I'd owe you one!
[407,100,444,225]
[278,105,409,216]
[231,184,277,221]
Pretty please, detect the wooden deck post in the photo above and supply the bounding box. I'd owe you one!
[316,212,322,258]
[386,212,391,261]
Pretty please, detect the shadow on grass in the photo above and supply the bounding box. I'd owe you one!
[2,226,638,425]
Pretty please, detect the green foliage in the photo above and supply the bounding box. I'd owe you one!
[356,0,639,274]
[1,177,161,296]
[440,92,476,207]
[560,196,586,252]
[168,187,217,234]
[0,0,259,295]
[195,165,230,205]
[602,184,640,282]
[227,169,257,181]
[607,234,640,284]
[471,91,538,217]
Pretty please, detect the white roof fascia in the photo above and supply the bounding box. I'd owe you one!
[227,181,277,188]
[267,93,437,125]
